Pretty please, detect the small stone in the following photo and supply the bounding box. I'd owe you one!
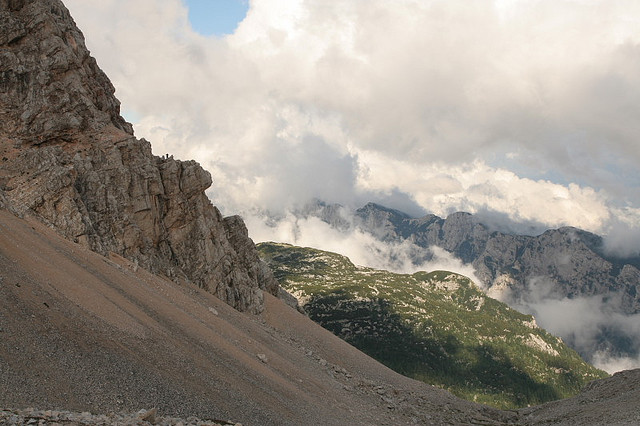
[257,353,268,363]
[139,407,157,424]
[208,306,218,316]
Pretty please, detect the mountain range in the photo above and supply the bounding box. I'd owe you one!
[1,0,640,424]
[258,241,607,409]
[354,202,640,314]
[299,200,640,365]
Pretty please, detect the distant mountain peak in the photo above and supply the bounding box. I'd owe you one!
[358,201,414,218]
[351,201,640,365]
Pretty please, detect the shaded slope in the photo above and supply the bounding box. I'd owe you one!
[258,242,607,409]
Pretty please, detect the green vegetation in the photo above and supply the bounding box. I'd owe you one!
[258,242,608,409]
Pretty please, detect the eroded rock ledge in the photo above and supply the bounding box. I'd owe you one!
[0,0,278,313]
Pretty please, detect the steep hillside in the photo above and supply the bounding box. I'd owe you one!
[0,0,277,313]
[258,242,607,409]
[0,209,517,425]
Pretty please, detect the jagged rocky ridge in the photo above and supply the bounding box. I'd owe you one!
[353,203,640,315]
[0,0,278,313]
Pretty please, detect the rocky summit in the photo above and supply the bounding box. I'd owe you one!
[0,0,278,314]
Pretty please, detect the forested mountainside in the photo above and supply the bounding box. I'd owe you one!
[258,242,607,409]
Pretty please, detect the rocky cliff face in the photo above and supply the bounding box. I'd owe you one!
[0,0,278,313]
[355,203,640,315]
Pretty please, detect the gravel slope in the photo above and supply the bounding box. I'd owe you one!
[1,209,639,425]
[0,210,513,425]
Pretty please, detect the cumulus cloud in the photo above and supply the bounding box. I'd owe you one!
[354,152,618,234]
[64,0,640,248]
[602,212,640,259]
[592,351,640,375]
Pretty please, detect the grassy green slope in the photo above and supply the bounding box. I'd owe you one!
[257,242,608,409]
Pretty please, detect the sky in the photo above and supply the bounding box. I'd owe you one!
[64,0,640,252]
[184,0,248,36]
[63,0,640,373]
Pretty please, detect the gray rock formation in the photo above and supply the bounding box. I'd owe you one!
[0,0,278,313]
[354,203,640,314]
[352,202,640,359]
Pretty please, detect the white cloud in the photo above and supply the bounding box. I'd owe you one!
[354,152,620,234]
[592,351,640,375]
[602,211,640,258]
[64,0,640,242]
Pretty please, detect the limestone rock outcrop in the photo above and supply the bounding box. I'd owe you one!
[0,0,278,313]
[350,202,640,360]
[354,203,640,315]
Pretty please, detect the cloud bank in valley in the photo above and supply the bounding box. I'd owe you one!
[490,276,640,374]
[246,210,482,283]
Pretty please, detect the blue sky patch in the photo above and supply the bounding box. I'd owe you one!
[185,0,249,36]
